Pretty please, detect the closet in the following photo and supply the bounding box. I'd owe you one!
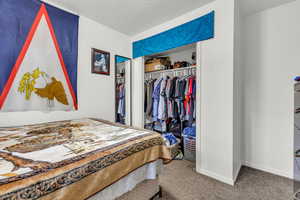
[142,44,199,161]
[131,11,213,164]
[115,55,132,126]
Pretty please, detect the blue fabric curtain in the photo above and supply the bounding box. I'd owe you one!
[133,11,214,58]
[116,56,130,63]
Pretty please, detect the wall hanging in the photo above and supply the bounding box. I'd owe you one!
[0,0,79,112]
[91,48,110,76]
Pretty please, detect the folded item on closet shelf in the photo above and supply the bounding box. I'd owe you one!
[145,57,171,69]
[173,61,191,69]
[183,126,196,138]
[162,133,178,146]
[145,57,171,72]
[145,64,165,72]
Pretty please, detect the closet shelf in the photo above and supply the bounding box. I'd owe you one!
[145,66,198,74]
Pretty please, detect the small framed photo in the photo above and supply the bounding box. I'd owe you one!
[91,48,110,75]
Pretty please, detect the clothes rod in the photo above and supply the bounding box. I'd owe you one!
[145,66,197,74]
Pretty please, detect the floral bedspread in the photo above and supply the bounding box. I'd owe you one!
[0,118,171,200]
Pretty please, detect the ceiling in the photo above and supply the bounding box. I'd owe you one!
[44,0,296,36]
[240,0,295,16]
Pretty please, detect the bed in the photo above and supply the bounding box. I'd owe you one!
[90,160,163,200]
[0,118,171,200]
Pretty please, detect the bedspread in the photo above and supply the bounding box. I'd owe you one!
[0,118,171,200]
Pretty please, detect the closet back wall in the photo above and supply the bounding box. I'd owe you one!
[0,2,131,127]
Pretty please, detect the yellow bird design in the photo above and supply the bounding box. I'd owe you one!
[35,77,69,105]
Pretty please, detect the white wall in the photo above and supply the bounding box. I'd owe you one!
[242,0,300,179]
[0,2,131,127]
[132,0,237,185]
[233,0,242,182]
[131,57,144,128]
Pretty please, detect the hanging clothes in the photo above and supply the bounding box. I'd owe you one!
[152,78,163,122]
[158,77,168,121]
[192,78,196,119]
[184,76,196,123]
[117,84,125,118]
[144,71,196,134]
[177,78,187,121]
[145,79,156,120]
[166,77,173,118]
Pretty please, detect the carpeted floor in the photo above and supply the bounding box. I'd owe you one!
[159,160,294,200]
[120,160,295,200]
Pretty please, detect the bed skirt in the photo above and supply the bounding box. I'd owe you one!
[89,160,162,200]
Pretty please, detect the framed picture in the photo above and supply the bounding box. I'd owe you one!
[91,48,110,75]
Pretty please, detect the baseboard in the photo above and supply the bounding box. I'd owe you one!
[233,163,242,183]
[243,161,293,179]
[197,161,290,186]
[197,168,235,186]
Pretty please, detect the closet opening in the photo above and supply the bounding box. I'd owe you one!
[143,43,198,162]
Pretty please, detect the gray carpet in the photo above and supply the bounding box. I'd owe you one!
[120,160,295,200]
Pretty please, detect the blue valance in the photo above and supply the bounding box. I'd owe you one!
[133,11,214,58]
[116,56,130,63]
